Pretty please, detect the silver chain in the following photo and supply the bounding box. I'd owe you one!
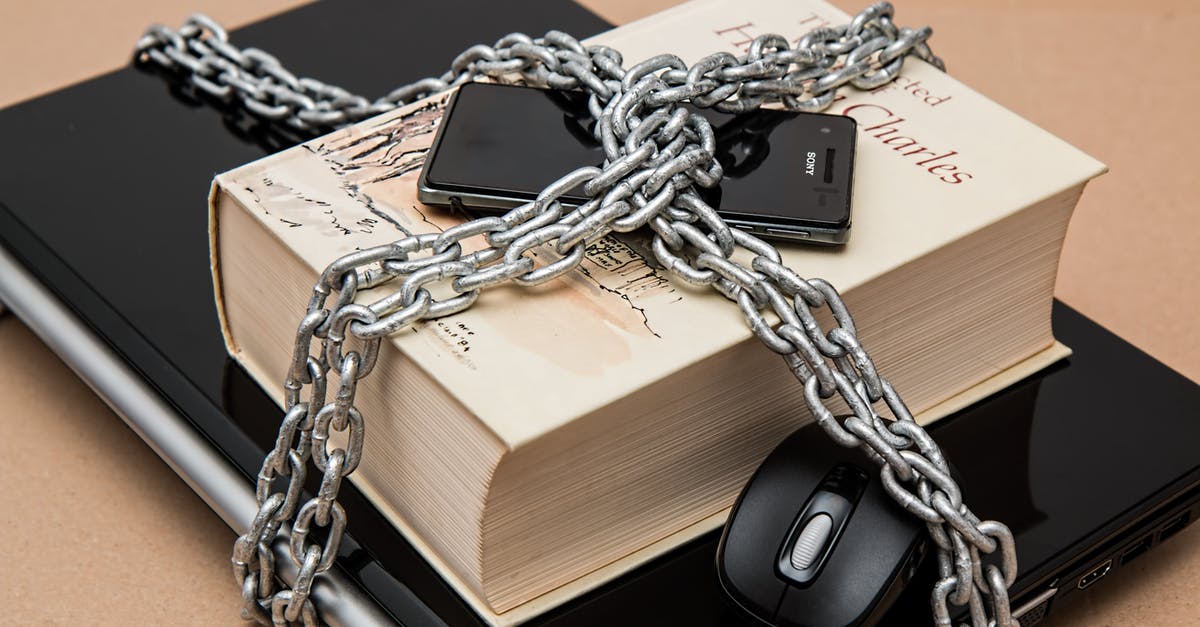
[136,5,1015,626]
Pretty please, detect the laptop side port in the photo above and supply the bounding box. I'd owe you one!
[1077,559,1112,590]
[1011,586,1057,625]
[1159,511,1192,542]
[1120,534,1154,566]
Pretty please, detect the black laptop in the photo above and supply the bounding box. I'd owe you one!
[1,1,1196,625]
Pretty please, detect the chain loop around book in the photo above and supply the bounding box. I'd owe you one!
[136,4,1018,625]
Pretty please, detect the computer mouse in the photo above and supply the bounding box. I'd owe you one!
[717,422,927,626]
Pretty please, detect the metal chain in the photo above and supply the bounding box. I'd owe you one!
[136,5,1014,626]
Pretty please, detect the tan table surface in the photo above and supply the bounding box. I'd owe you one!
[1,0,1197,624]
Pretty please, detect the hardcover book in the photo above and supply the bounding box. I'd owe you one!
[209,0,1104,622]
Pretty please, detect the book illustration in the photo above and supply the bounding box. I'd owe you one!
[232,91,683,358]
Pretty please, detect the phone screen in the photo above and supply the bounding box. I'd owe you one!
[421,83,855,240]
[423,85,604,203]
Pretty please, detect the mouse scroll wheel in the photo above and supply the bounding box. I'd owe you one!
[789,513,834,571]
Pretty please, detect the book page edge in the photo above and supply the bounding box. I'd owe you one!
[459,341,1074,625]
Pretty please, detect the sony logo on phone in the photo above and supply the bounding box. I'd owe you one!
[805,151,817,176]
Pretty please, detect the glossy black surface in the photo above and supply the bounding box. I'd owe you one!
[423,82,856,227]
[423,83,605,201]
[1,1,1198,625]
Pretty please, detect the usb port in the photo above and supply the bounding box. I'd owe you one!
[1077,559,1112,590]
[1121,535,1153,566]
[1160,512,1192,542]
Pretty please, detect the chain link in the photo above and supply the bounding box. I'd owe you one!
[137,5,1014,625]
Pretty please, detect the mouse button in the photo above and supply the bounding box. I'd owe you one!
[717,519,788,622]
[717,482,796,620]
[774,491,852,585]
[781,484,924,626]
[775,462,870,586]
[788,513,833,571]
[726,430,834,552]
[716,569,786,625]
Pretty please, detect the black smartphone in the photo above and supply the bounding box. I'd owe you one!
[418,83,857,245]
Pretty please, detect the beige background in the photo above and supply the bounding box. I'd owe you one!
[1,0,1196,624]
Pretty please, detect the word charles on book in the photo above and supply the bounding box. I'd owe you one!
[715,15,973,185]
